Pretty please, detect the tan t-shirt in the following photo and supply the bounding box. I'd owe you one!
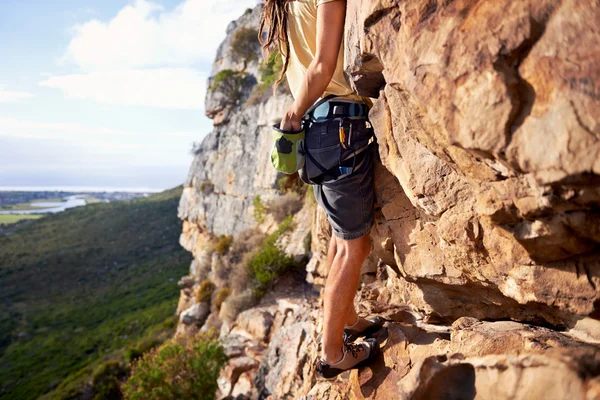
[285,0,362,101]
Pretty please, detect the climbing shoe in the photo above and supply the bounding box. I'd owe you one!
[344,316,384,343]
[316,338,379,380]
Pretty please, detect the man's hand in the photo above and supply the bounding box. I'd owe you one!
[279,107,302,131]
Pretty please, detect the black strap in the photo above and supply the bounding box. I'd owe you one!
[309,149,369,185]
[304,148,329,175]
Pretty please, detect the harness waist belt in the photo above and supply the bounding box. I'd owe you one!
[309,99,369,121]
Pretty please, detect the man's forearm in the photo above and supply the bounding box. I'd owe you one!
[288,59,335,122]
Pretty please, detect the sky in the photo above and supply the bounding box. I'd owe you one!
[0,0,258,191]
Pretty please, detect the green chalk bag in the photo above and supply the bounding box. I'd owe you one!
[270,125,305,174]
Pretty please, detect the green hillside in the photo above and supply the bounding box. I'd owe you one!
[0,186,190,399]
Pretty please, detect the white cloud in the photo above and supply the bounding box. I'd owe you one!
[42,0,256,109]
[39,68,206,109]
[0,87,34,103]
[0,116,199,141]
[64,0,257,71]
[0,117,125,137]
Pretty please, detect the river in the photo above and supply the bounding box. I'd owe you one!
[0,195,87,215]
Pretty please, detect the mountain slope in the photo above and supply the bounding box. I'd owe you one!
[0,186,190,399]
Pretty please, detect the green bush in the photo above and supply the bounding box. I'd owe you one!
[210,69,236,92]
[124,347,143,363]
[196,280,215,304]
[259,51,284,89]
[247,216,295,296]
[246,51,286,106]
[125,337,162,362]
[209,69,251,104]
[253,195,265,223]
[231,28,260,63]
[215,235,233,255]
[122,334,227,400]
[91,360,129,400]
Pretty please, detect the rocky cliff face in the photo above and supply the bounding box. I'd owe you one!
[178,8,293,240]
[177,2,600,399]
[338,0,600,331]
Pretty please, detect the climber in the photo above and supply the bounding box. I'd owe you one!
[260,0,383,379]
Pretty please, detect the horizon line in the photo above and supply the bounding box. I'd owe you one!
[0,185,165,193]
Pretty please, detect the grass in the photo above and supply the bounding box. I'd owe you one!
[1,198,66,211]
[30,198,65,204]
[0,186,191,399]
[1,203,47,211]
[0,196,67,212]
[0,214,43,225]
[82,196,103,204]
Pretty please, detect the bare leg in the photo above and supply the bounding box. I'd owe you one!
[326,235,360,327]
[325,235,337,275]
[322,234,371,363]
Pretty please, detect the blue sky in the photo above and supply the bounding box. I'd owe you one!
[0,0,257,191]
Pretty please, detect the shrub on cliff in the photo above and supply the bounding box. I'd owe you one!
[196,280,215,304]
[122,333,227,400]
[213,287,231,312]
[253,195,265,223]
[231,27,260,64]
[219,290,255,322]
[246,50,288,106]
[228,228,264,265]
[209,69,252,105]
[247,216,296,297]
[215,234,233,255]
[259,51,284,90]
[268,192,303,223]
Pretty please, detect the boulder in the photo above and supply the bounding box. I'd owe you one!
[179,302,210,326]
[235,309,274,343]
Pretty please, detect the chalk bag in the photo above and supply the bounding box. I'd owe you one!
[270,124,305,174]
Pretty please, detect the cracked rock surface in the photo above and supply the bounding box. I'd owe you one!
[175,1,600,399]
[339,0,600,328]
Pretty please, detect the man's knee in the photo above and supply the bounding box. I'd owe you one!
[334,234,371,260]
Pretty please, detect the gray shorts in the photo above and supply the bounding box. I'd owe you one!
[313,150,375,240]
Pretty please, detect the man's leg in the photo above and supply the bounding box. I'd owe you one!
[321,233,371,363]
[324,235,367,329]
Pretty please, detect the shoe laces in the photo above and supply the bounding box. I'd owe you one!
[344,342,365,359]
